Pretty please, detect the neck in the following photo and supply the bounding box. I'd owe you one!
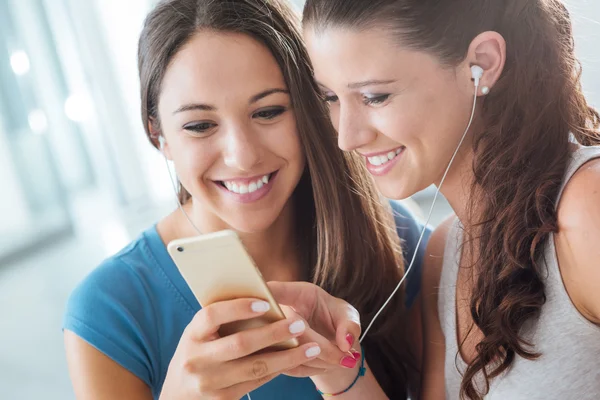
[234,203,303,282]
[182,198,303,283]
[438,146,476,226]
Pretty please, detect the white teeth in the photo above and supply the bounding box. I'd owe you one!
[367,149,403,167]
[222,174,271,194]
[368,156,382,166]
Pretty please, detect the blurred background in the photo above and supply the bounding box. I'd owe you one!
[0,0,597,398]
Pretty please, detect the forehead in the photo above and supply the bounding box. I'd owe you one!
[305,26,438,88]
[160,31,287,107]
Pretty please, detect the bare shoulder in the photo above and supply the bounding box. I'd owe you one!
[558,157,600,226]
[555,157,600,322]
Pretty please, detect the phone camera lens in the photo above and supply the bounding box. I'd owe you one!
[177,246,184,252]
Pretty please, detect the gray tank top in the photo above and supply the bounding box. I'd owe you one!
[439,146,600,399]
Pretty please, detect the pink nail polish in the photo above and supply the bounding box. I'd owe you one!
[346,333,354,347]
[341,356,358,369]
[351,350,361,360]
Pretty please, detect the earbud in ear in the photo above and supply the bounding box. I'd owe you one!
[470,65,484,87]
[158,136,165,150]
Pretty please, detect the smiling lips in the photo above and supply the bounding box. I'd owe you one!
[366,148,403,166]
[220,173,272,194]
[216,172,277,203]
[362,147,405,176]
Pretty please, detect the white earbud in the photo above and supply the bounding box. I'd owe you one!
[158,136,165,150]
[470,65,484,88]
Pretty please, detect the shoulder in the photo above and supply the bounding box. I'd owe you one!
[555,156,600,321]
[65,234,156,319]
[558,156,600,226]
[63,230,164,387]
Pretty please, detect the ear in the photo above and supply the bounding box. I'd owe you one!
[464,31,506,95]
[149,118,173,160]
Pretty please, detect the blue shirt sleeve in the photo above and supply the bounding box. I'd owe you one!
[389,200,432,309]
[63,249,159,388]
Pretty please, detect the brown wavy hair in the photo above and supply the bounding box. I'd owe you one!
[139,0,415,398]
[303,0,600,398]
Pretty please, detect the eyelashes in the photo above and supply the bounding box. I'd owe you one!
[363,94,390,105]
[321,93,392,106]
[252,106,287,120]
[182,106,288,136]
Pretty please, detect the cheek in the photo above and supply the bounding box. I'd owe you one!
[372,104,424,145]
[269,118,304,163]
[421,77,473,137]
[173,141,217,183]
[328,106,340,131]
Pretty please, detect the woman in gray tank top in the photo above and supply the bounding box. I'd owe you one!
[302,0,600,399]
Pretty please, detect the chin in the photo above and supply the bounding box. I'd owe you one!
[370,175,405,200]
[220,209,282,234]
[375,178,424,201]
[227,220,278,235]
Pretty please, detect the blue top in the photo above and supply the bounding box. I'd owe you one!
[63,201,431,399]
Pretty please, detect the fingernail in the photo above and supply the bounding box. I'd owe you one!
[351,350,361,360]
[305,346,321,358]
[289,320,306,334]
[346,333,354,347]
[251,301,270,313]
[340,356,358,369]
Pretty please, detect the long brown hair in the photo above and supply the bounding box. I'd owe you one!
[304,0,600,398]
[138,0,414,398]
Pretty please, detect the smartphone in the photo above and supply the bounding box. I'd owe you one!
[167,230,299,351]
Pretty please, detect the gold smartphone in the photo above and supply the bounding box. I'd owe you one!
[167,230,299,351]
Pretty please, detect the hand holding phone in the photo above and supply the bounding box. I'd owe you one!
[167,229,298,350]
[162,230,362,398]
[159,297,323,400]
[161,230,324,398]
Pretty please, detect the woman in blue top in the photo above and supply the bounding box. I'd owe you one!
[63,0,431,399]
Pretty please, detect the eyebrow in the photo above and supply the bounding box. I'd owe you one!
[173,103,215,114]
[347,79,397,89]
[173,88,289,115]
[249,88,289,103]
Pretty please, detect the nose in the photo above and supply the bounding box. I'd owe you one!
[336,103,378,152]
[223,124,263,171]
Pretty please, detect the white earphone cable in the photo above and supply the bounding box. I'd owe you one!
[162,152,203,237]
[359,83,480,343]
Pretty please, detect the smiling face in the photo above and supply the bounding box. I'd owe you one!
[305,26,476,200]
[157,31,305,233]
